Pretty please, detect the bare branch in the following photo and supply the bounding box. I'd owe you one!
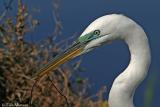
[0,0,14,22]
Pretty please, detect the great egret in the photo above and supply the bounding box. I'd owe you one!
[33,14,151,107]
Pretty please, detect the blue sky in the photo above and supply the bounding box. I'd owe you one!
[0,0,160,107]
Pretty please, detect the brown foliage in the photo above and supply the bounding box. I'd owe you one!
[0,0,108,107]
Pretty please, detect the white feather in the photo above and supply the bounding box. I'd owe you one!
[81,14,151,107]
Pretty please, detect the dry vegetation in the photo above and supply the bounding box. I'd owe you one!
[0,0,108,107]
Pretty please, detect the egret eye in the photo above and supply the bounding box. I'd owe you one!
[94,30,100,35]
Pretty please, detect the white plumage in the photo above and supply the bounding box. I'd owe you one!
[80,14,151,107]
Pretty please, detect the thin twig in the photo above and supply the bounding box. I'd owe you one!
[29,78,40,107]
[0,0,14,22]
[47,74,70,107]
[52,0,62,38]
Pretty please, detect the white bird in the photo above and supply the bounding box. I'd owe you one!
[33,14,151,107]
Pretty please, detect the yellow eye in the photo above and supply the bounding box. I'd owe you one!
[94,30,100,35]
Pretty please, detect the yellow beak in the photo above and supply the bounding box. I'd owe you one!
[32,42,85,80]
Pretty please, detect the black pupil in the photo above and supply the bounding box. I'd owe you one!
[94,30,100,35]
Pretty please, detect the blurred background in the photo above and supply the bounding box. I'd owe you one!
[0,0,159,107]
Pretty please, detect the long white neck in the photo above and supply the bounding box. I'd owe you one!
[108,19,151,107]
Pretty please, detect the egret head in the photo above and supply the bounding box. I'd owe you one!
[33,15,119,79]
[33,14,132,79]
[74,15,120,55]
[58,15,120,61]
